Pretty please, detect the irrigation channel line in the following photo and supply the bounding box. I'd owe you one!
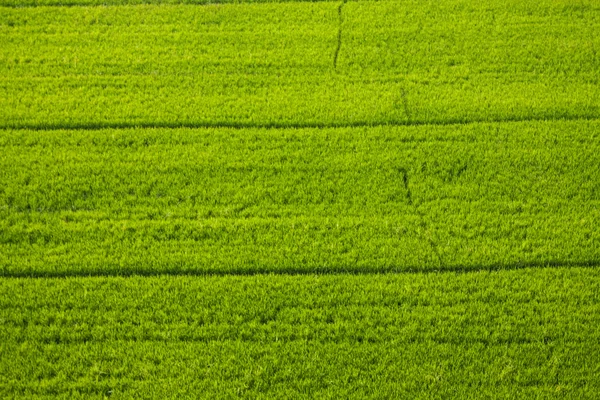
[333,0,348,69]
[1,115,597,132]
[2,261,600,279]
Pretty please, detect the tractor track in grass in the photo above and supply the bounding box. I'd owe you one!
[2,260,599,279]
[0,114,598,132]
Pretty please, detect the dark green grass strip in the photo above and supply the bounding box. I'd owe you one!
[1,267,600,398]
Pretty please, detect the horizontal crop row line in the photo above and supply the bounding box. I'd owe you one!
[2,260,600,278]
[1,114,598,132]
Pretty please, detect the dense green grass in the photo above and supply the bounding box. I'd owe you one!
[1,0,599,397]
[1,120,598,275]
[2,268,600,398]
[0,0,331,6]
[0,0,598,128]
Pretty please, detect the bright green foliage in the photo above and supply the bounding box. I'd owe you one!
[1,268,600,398]
[1,120,599,275]
[0,0,329,7]
[0,0,598,128]
[1,0,599,397]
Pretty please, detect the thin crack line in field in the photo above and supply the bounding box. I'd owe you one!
[1,261,599,279]
[398,167,444,268]
[332,0,347,69]
[400,87,412,122]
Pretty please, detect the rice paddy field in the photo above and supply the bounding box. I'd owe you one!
[1,0,599,398]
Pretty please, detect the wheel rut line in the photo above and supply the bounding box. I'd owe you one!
[1,115,596,132]
[1,260,599,279]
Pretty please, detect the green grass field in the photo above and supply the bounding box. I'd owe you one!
[1,0,599,398]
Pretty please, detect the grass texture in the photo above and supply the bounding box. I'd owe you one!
[0,1,598,128]
[2,269,600,398]
[1,120,599,276]
[1,0,599,397]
